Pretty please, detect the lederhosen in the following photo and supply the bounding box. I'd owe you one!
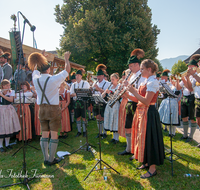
[181,88,195,120]
[37,77,61,132]
[93,82,107,117]
[74,82,86,119]
[125,76,141,129]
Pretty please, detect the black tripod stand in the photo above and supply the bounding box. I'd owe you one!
[70,89,96,156]
[161,82,188,176]
[84,94,120,181]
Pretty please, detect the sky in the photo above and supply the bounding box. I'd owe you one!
[1,0,200,60]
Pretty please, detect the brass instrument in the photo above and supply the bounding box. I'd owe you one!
[108,73,141,108]
[87,71,96,85]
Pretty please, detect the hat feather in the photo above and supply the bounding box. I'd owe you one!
[96,64,107,72]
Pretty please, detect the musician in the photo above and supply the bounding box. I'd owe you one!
[176,60,197,142]
[70,69,90,137]
[156,71,161,81]
[103,73,120,143]
[59,81,71,138]
[127,59,164,178]
[93,64,110,138]
[0,52,12,81]
[28,51,71,166]
[118,49,146,157]
[158,70,180,137]
[0,79,21,152]
[15,81,33,141]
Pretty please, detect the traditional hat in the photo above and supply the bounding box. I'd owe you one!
[28,52,50,72]
[76,68,85,76]
[70,71,76,80]
[190,54,200,61]
[0,52,11,60]
[96,64,107,76]
[187,59,198,67]
[162,69,170,77]
[156,71,162,78]
[127,48,145,66]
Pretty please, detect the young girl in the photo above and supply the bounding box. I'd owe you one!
[15,81,33,141]
[103,73,120,144]
[125,59,165,178]
[59,81,71,138]
[0,79,21,152]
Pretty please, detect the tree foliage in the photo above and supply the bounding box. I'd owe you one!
[55,0,160,75]
[171,60,187,75]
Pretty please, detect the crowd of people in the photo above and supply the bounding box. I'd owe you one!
[0,48,199,178]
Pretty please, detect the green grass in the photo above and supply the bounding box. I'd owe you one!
[0,121,200,190]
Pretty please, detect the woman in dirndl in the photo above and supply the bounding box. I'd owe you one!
[103,73,120,143]
[0,79,21,152]
[59,81,71,138]
[126,59,165,179]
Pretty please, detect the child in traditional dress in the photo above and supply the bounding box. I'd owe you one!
[0,79,21,152]
[59,81,71,138]
[103,73,120,144]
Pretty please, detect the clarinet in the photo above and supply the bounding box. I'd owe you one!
[108,73,142,108]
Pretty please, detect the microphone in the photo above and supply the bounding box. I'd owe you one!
[19,12,36,32]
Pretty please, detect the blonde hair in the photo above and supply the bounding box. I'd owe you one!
[1,79,10,89]
[141,59,158,74]
[110,73,119,80]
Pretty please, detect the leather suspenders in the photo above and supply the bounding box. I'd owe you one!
[37,76,51,105]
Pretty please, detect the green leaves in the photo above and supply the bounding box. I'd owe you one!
[55,0,160,75]
[171,60,187,75]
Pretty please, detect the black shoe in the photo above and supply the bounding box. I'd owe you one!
[46,158,62,166]
[129,155,135,161]
[6,145,13,150]
[92,118,96,121]
[168,134,175,137]
[0,147,6,152]
[44,160,49,166]
[140,170,157,179]
[118,150,132,155]
[102,134,107,139]
[96,134,100,138]
[59,135,64,139]
[185,137,193,142]
[63,134,68,139]
[113,140,119,144]
[180,136,188,140]
[110,139,115,143]
[83,132,86,137]
[75,132,81,137]
[136,164,149,170]
[88,118,91,121]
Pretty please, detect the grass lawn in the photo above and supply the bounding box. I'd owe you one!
[0,121,200,190]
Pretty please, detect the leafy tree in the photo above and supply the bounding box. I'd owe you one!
[171,60,187,75]
[55,0,160,75]
[154,58,163,72]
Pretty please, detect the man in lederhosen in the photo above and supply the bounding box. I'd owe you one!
[118,49,146,159]
[93,64,110,139]
[70,69,90,137]
[176,59,198,142]
[29,51,71,166]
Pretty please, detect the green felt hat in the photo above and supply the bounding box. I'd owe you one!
[76,69,83,76]
[127,56,141,66]
[37,62,51,72]
[70,74,76,80]
[97,69,105,76]
[156,73,161,78]
[187,59,198,67]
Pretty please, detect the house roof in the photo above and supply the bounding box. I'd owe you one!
[184,48,200,63]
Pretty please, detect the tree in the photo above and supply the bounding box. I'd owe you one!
[54,0,160,75]
[154,58,163,72]
[171,60,187,75]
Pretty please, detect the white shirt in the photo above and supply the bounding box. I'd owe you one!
[180,75,194,96]
[145,75,160,93]
[93,79,110,95]
[33,70,68,105]
[128,70,146,101]
[70,80,90,99]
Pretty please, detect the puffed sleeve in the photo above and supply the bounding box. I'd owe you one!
[146,80,159,93]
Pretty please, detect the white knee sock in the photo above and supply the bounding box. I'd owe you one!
[125,133,131,152]
[5,137,10,147]
[115,132,119,141]
[0,138,3,148]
